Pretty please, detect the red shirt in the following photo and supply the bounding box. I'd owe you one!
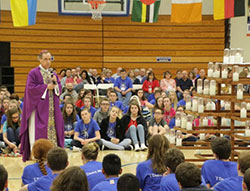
[142,79,160,93]
[126,119,138,133]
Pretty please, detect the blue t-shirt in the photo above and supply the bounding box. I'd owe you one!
[169,118,175,129]
[80,106,97,117]
[110,101,124,111]
[92,177,119,191]
[107,122,116,138]
[213,176,243,191]
[201,160,238,187]
[28,173,58,191]
[105,77,115,83]
[148,94,155,102]
[136,159,163,191]
[80,161,105,191]
[74,119,100,139]
[160,173,179,191]
[177,99,186,107]
[149,99,156,105]
[1,114,6,125]
[22,163,52,185]
[114,77,132,91]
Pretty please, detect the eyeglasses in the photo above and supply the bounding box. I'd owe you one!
[12,116,19,119]
[101,103,110,106]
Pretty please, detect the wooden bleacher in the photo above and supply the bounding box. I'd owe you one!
[0,11,224,97]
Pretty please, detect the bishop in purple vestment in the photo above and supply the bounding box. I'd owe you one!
[20,50,64,162]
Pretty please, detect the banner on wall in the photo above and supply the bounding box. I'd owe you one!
[248,0,250,36]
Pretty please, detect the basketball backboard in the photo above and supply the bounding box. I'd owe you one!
[58,0,130,16]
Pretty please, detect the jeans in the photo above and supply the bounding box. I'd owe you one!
[125,124,145,145]
[71,139,102,148]
[176,91,183,101]
[117,91,132,108]
[101,138,131,150]
[7,127,20,146]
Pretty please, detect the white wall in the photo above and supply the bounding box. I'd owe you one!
[1,0,249,61]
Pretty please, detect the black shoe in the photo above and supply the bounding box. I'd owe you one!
[124,145,134,151]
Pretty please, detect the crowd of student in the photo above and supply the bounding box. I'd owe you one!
[1,136,250,191]
[0,66,250,190]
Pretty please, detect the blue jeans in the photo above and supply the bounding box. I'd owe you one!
[117,91,132,108]
[101,138,131,150]
[176,91,183,101]
[7,127,20,146]
[125,124,145,145]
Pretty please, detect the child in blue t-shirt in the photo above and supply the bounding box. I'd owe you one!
[19,147,68,191]
[92,154,122,191]
[136,134,170,191]
[71,108,101,149]
[80,142,105,191]
[160,148,185,191]
[213,151,250,191]
[117,173,140,191]
[0,164,8,191]
[22,139,54,185]
[80,97,96,117]
[201,137,238,188]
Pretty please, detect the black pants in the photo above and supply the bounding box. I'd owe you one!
[71,139,102,148]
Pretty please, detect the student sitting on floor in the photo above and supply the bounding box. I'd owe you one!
[201,137,238,188]
[81,97,96,118]
[93,98,110,126]
[176,162,212,191]
[213,151,250,191]
[136,134,170,191]
[117,173,140,191]
[92,154,122,191]
[62,101,80,147]
[100,106,132,150]
[19,147,68,191]
[160,148,185,191]
[0,164,8,191]
[148,108,167,136]
[121,101,147,151]
[243,168,250,191]
[51,166,89,191]
[71,108,101,149]
[80,142,105,191]
[21,139,54,185]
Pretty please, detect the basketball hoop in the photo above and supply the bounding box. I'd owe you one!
[88,0,106,21]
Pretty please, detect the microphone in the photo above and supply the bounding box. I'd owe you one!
[49,68,57,85]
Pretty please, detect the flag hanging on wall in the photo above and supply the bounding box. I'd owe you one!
[171,0,202,23]
[131,0,161,23]
[214,0,245,20]
[10,0,37,27]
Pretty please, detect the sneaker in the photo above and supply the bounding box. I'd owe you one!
[72,146,80,152]
[0,141,5,148]
[101,144,108,151]
[141,144,147,151]
[134,144,141,152]
[124,145,133,151]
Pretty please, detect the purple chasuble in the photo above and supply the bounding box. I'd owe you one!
[20,67,64,162]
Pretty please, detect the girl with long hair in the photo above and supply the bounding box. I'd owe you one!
[80,142,105,191]
[168,90,178,110]
[2,108,21,154]
[75,89,85,109]
[121,101,147,151]
[62,101,80,147]
[160,71,176,94]
[142,71,160,98]
[163,97,176,125]
[51,166,89,191]
[21,139,54,185]
[136,134,170,191]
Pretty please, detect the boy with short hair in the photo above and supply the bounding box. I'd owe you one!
[149,89,162,105]
[160,148,185,191]
[176,162,212,191]
[148,108,168,136]
[109,90,124,112]
[92,154,122,191]
[214,151,250,191]
[81,97,96,117]
[19,147,68,191]
[0,165,8,191]
[117,173,140,191]
[201,137,238,187]
[93,98,110,126]
[243,168,250,191]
